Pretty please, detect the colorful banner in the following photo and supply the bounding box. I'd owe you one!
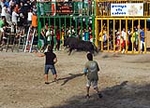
[56,2,74,15]
[111,3,143,16]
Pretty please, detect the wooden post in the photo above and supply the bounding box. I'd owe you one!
[144,19,147,53]
[119,19,121,52]
[107,19,109,51]
[101,19,103,51]
[95,18,98,47]
[138,19,140,54]
[113,19,115,52]
[132,19,134,53]
[125,19,128,53]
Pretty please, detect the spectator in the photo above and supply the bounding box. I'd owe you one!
[121,28,127,53]
[40,23,48,52]
[32,4,37,14]
[131,28,138,51]
[18,12,25,27]
[51,0,56,16]
[0,0,5,8]
[11,7,19,25]
[140,28,145,53]
[31,11,37,28]
[55,27,61,51]
[0,16,8,46]
[78,0,83,16]
[1,4,11,23]
[0,16,5,43]
[1,5,7,17]
[4,0,9,8]
[14,3,19,14]
[27,9,33,26]
[19,2,25,14]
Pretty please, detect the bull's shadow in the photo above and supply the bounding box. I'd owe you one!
[57,73,84,86]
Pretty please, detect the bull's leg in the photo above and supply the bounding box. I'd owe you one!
[68,48,73,55]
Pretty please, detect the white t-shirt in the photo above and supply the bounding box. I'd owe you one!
[1,6,7,17]
[27,12,33,21]
[122,31,127,40]
[11,11,19,24]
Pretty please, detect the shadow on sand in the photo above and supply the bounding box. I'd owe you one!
[48,73,84,85]
[58,73,84,86]
[45,81,150,108]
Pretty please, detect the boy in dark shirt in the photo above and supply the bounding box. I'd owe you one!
[35,45,57,84]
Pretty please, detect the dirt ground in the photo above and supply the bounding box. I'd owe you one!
[0,50,150,108]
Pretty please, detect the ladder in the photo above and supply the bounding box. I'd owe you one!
[24,27,36,53]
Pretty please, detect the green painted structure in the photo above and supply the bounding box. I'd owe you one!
[37,1,96,48]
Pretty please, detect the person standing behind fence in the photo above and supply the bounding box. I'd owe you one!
[40,23,48,52]
[55,27,61,51]
[27,9,33,27]
[34,45,58,84]
[140,28,145,53]
[84,52,103,99]
[78,0,83,16]
[0,16,5,44]
[121,28,127,53]
[31,12,38,28]
[11,7,19,26]
[51,0,56,16]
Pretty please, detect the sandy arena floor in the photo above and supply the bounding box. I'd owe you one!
[0,50,150,108]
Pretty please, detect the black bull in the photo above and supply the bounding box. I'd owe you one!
[64,37,99,55]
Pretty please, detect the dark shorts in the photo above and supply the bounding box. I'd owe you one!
[45,64,57,75]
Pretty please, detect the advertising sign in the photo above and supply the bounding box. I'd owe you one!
[56,2,73,15]
[111,3,143,16]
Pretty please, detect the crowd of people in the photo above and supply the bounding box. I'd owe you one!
[98,25,146,54]
[37,0,94,16]
[0,0,37,50]
[39,22,94,52]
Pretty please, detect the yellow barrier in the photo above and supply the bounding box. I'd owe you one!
[95,0,150,54]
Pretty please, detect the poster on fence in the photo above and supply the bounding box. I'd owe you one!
[56,2,74,15]
[111,3,143,16]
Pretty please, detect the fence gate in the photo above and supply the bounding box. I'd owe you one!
[37,16,95,49]
[95,18,148,54]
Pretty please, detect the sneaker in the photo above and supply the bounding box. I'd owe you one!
[86,94,90,99]
[98,93,103,98]
[54,78,57,82]
[45,82,49,84]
